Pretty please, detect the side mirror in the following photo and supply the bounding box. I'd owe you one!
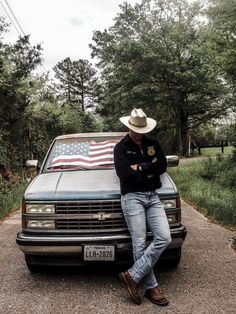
[26,160,39,168]
[166,155,179,167]
[25,160,40,180]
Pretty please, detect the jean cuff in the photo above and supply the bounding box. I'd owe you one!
[128,269,139,283]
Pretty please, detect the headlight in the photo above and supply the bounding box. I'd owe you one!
[167,214,178,224]
[26,220,55,229]
[26,204,55,214]
[162,199,176,209]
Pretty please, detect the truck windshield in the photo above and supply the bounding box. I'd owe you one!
[44,137,119,171]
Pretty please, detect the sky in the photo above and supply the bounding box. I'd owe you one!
[0,0,140,74]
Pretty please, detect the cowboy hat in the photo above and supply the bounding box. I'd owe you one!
[119,108,156,134]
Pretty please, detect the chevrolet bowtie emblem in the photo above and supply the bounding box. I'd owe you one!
[93,212,111,221]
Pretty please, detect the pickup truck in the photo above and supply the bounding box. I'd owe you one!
[16,132,187,272]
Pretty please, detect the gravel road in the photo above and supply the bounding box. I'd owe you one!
[0,201,235,314]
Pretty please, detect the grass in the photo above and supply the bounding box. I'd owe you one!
[0,180,28,220]
[169,156,236,229]
[198,146,233,157]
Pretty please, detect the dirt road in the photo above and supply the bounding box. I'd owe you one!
[0,201,235,314]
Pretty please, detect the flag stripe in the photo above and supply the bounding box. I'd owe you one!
[51,154,114,165]
[51,159,114,167]
[89,148,115,156]
[90,142,117,150]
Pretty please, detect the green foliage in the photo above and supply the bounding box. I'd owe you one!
[190,123,227,148]
[91,0,231,155]
[0,22,43,168]
[232,148,236,163]
[0,137,9,165]
[0,18,101,168]
[170,157,236,227]
[200,146,233,157]
[199,156,236,189]
[53,58,99,112]
[0,179,28,220]
[207,0,236,83]
[8,35,42,78]
[23,101,102,161]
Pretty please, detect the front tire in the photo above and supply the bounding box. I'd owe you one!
[25,255,43,273]
[165,255,181,268]
[157,247,182,269]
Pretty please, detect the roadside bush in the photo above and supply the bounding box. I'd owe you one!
[199,158,218,180]
[217,166,236,189]
[170,157,236,228]
[232,147,236,163]
[0,176,28,220]
[199,156,235,189]
[0,137,10,166]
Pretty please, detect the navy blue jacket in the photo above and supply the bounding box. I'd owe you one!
[114,134,167,195]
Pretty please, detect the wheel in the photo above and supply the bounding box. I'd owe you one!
[157,247,182,269]
[25,255,43,273]
[26,262,43,273]
[165,255,181,268]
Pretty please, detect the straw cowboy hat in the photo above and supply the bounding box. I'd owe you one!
[119,108,156,134]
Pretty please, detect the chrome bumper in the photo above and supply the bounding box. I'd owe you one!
[16,225,187,255]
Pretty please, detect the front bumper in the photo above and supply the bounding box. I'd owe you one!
[16,225,187,256]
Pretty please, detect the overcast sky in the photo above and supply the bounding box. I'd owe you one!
[0,0,140,74]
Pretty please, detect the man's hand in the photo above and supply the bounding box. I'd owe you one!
[131,164,139,171]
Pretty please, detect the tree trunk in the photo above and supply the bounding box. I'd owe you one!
[180,117,188,156]
[81,89,84,112]
[176,98,188,156]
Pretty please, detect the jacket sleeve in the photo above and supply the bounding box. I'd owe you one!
[140,142,167,176]
[114,143,145,184]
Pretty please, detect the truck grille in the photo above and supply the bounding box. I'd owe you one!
[56,201,121,214]
[55,201,127,231]
[56,217,126,230]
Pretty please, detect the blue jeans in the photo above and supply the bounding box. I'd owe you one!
[121,191,171,289]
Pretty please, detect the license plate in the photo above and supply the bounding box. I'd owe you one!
[83,245,115,261]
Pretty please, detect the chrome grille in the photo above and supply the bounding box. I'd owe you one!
[55,201,127,231]
[56,217,126,230]
[56,201,121,214]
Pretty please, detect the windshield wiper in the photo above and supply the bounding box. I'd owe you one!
[47,165,89,170]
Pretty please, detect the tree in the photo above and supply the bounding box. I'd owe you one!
[207,0,236,91]
[0,20,43,167]
[207,0,236,157]
[0,17,101,169]
[90,0,231,154]
[23,100,102,161]
[53,58,99,112]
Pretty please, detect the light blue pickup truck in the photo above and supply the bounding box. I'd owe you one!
[16,132,187,272]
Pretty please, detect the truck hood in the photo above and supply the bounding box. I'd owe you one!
[24,170,177,201]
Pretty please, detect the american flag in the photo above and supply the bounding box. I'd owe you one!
[50,140,117,168]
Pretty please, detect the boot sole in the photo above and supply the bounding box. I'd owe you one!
[145,291,169,306]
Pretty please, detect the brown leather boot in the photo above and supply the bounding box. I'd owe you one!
[119,271,141,304]
[145,287,169,306]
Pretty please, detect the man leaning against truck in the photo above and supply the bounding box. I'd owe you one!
[114,108,171,306]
